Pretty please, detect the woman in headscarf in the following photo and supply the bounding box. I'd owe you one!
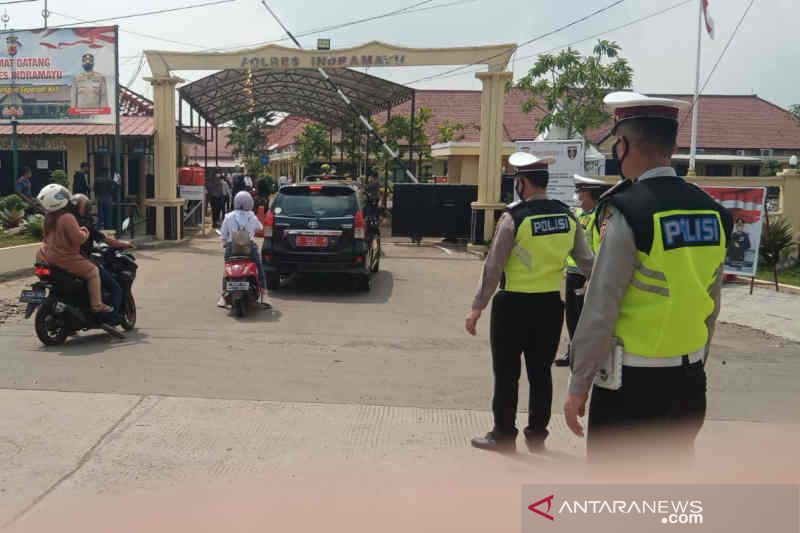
[35,184,113,314]
[218,191,267,307]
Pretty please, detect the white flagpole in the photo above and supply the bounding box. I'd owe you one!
[688,0,703,176]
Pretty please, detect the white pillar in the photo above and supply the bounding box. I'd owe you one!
[144,75,185,240]
[471,71,513,243]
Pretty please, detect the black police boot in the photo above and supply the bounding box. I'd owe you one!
[554,355,570,367]
[554,346,571,367]
[471,431,516,453]
[524,428,549,453]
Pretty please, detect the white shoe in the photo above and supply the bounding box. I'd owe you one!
[217,296,227,308]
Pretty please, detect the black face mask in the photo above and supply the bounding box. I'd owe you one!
[612,137,629,180]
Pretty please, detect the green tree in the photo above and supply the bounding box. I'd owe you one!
[226,113,274,175]
[517,40,633,139]
[760,160,783,176]
[295,122,332,166]
[372,108,433,177]
[790,104,800,124]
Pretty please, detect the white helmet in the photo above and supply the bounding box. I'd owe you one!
[37,183,71,213]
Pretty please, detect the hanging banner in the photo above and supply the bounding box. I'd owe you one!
[703,186,766,277]
[513,140,584,206]
[0,26,117,124]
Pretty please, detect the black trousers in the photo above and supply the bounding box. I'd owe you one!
[587,360,707,463]
[564,272,586,341]
[210,196,224,228]
[489,291,564,439]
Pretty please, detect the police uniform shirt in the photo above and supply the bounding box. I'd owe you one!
[567,166,724,396]
[71,71,108,109]
[472,191,595,311]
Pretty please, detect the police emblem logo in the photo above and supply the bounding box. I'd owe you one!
[6,35,20,57]
[660,214,721,250]
[530,215,570,236]
[567,146,578,160]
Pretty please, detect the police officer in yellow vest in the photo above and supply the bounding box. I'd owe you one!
[466,153,593,452]
[555,175,612,367]
[564,92,732,461]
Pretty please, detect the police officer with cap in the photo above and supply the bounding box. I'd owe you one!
[555,174,612,367]
[563,92,732,461]
[466,152,593,452]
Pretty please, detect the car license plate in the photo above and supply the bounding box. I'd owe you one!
[296,235,328,247]
[19,289,45,304]
[226,281,250,291]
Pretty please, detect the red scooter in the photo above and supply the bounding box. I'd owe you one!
[217,223,267,317]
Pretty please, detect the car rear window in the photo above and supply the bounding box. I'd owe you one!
[273,187,358,218]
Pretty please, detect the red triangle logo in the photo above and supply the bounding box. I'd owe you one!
[528,495,555,521]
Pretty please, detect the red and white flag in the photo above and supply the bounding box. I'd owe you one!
[702,0,715,39]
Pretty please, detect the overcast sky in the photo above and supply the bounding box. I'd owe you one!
[4,0,798,109]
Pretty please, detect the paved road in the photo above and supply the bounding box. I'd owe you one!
[0,237,798,529]
[0,237,797,421]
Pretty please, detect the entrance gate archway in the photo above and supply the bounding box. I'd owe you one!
[144,41,515,241]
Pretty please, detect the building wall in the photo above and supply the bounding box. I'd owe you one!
[460,156,479,186]
[64,137,86,187]
[446,156,463,183]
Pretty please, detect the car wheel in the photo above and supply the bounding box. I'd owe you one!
[354,274,371,292]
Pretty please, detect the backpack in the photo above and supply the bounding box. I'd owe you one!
[230,217,252,256]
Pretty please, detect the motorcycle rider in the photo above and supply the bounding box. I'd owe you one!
[71,193,131,322]
[35,184,113,315]
[218,191,269,308]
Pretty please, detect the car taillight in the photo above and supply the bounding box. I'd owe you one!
[309,185,323,191]
[265,209,274,238]
[35,266,51,277]
[354,211,366,240]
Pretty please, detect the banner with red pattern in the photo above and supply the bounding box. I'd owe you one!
[703,186,765,277]
[0,26,117,124]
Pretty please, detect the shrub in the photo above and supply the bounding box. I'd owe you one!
[51,169,69,187]
[760,216,798,270]
[23,214,44,240]
[0,194,26,212]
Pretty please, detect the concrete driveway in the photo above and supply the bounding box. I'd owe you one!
[0,237,798,530]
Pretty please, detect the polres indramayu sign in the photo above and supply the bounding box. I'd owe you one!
[240,53,407,70]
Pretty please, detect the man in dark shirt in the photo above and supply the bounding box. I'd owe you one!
[93,168,114,229]
[72,194,130,321]
[15,166,35,210]
[73,162,91,196]
[728,218,751,264]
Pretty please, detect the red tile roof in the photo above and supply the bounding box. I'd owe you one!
[0,116,154,136]
[269,90,800,153]
[588,94,800,150]
[188,126,235,161]
[268,116,312,149]
[267,89,544,149]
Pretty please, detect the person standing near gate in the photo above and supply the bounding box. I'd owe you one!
[206,173,225,229]
[93,168,114,230]
[466,152,593,453]
[563,92,732,462]
[72,162,91,197]
[555,175,611,367]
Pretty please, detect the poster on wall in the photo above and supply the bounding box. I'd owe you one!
[703,186,766,277]
[1,26,117,124]
[513,140,584,206]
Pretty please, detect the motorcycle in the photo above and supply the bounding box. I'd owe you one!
[217,228,263,317]
[20,225,138,345]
